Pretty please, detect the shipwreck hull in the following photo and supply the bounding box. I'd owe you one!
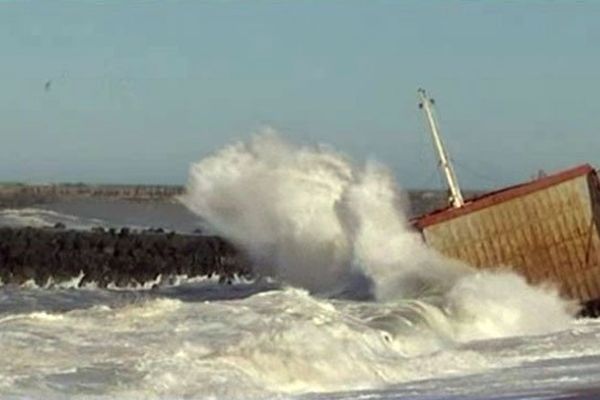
[413,164,600,310]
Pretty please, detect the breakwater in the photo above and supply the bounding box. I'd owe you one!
[0,227,250,288]
[1,225,599,317]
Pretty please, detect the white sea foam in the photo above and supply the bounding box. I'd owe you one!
[0,288,598,399]
[6,272,238,291]
[0,208,106,230]
[181,130,574,341]
[181,131,356,293]
[0,131,586,399]
[17,271,86,290]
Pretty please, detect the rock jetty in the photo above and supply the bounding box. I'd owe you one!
[0,226,250,288]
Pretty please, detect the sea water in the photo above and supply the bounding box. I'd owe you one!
[1,130,600,399]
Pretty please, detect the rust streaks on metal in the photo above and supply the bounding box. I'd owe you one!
[415,165,600,302]
[414,164,594,229]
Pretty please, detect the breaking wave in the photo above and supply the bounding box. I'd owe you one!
[181,130,574,343]
[3,287,594,399]
[1,130,581,399]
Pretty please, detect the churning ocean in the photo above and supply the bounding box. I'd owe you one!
[1,132,600,400]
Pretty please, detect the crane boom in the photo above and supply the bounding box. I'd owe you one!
[418,88,465,208]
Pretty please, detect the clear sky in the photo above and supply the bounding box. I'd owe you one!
[1,1,599,188]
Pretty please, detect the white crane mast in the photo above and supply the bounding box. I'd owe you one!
[417,88,465,208]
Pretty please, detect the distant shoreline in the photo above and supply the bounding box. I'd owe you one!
[0,183,185,208]
[0,183,484,217]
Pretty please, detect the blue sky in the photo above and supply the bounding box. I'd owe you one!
[1,1,598,188]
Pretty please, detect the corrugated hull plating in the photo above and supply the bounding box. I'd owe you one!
[414,164,600,303]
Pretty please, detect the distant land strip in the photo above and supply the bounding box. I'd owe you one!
[0,183,484,217]
[0,183,185,207]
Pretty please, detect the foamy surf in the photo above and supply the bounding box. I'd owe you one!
[0,285,598,399]
[0,131,588,399]
[181,130,574,340]
[0,208,107,230]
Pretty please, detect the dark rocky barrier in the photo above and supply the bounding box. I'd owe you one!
[1,226,597,319]
[580,298,600,318]
[0,227,250,288]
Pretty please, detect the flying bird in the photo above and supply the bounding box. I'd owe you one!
[44,80,52,92]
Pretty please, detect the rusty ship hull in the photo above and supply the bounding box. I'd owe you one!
[413,164,600,313]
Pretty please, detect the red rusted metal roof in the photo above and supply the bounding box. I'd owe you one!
[413,164,596,229]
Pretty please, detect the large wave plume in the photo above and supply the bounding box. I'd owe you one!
[180,129,574,342]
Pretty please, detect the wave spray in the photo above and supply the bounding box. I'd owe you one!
[181,129,573,348]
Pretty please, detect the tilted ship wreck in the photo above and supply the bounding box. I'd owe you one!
[413,89,600,315]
